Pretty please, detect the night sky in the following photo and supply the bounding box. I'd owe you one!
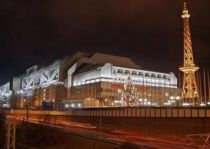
[0,0,210,84]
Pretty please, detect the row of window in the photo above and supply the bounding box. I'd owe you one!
[113,69,170,80]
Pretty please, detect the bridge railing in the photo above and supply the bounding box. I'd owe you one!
[71,107,210,118]
[7,107,210,118]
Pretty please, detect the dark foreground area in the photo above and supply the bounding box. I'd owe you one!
[1,119,152,149]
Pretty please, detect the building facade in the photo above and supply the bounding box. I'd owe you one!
[67,53,181,108]
[0,52,181,109]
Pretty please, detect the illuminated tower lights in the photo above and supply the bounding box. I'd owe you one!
[179,1,199,105]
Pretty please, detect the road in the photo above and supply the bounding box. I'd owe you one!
[6,115,209,149]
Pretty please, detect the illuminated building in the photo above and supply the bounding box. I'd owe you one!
[0,82,12,108]
[0,52,181,109]
[17,53,88,108]
[67,53,181,107]
[0,78,21,108]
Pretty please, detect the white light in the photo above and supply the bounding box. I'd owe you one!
[164,102,172,106]
[207,102,210,105]
[144,98,147,102]
[52,99,55,102]
[90,80,95,83]
[105,99,108,102]
[171,100,175,103]
[200,103,206,107]
[139,98,143,102]
[65,104,69,108]
[152,103,157,106]
[176,96,181,100]
[114,100,120,103]
[182,103,192,107]
[78,103,81,107]
[71,104,75,107]
[3,104,10,108]
[170,96,174,100]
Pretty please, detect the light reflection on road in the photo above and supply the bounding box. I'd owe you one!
[6,115,203,149]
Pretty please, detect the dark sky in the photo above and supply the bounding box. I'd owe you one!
[0,0,210,84]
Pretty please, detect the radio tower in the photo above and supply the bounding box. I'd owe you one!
[179,1,199,102]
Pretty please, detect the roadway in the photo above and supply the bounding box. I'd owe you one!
[6,115,209,149]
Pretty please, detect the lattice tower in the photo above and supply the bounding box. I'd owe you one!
[179,1,199,100]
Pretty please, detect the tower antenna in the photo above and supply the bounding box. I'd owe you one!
[179,0,199,104]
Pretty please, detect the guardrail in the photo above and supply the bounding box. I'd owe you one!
[9,110,71,116]
[8,107,210,118]
[71,107,210,118]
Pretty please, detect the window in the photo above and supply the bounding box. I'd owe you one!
[117,69,123,73]
[145,73,150,77]
[125,70,130,74]
[157,74,161,78]
[113,69,116,74]
[132,71,137,75]
[151,74,156,78]
[139,72,143,76]
[163,75,167,79]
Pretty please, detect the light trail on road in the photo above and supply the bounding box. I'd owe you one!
[6,115,208,149]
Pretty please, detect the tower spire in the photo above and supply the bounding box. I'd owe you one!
[179,0,199,101]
